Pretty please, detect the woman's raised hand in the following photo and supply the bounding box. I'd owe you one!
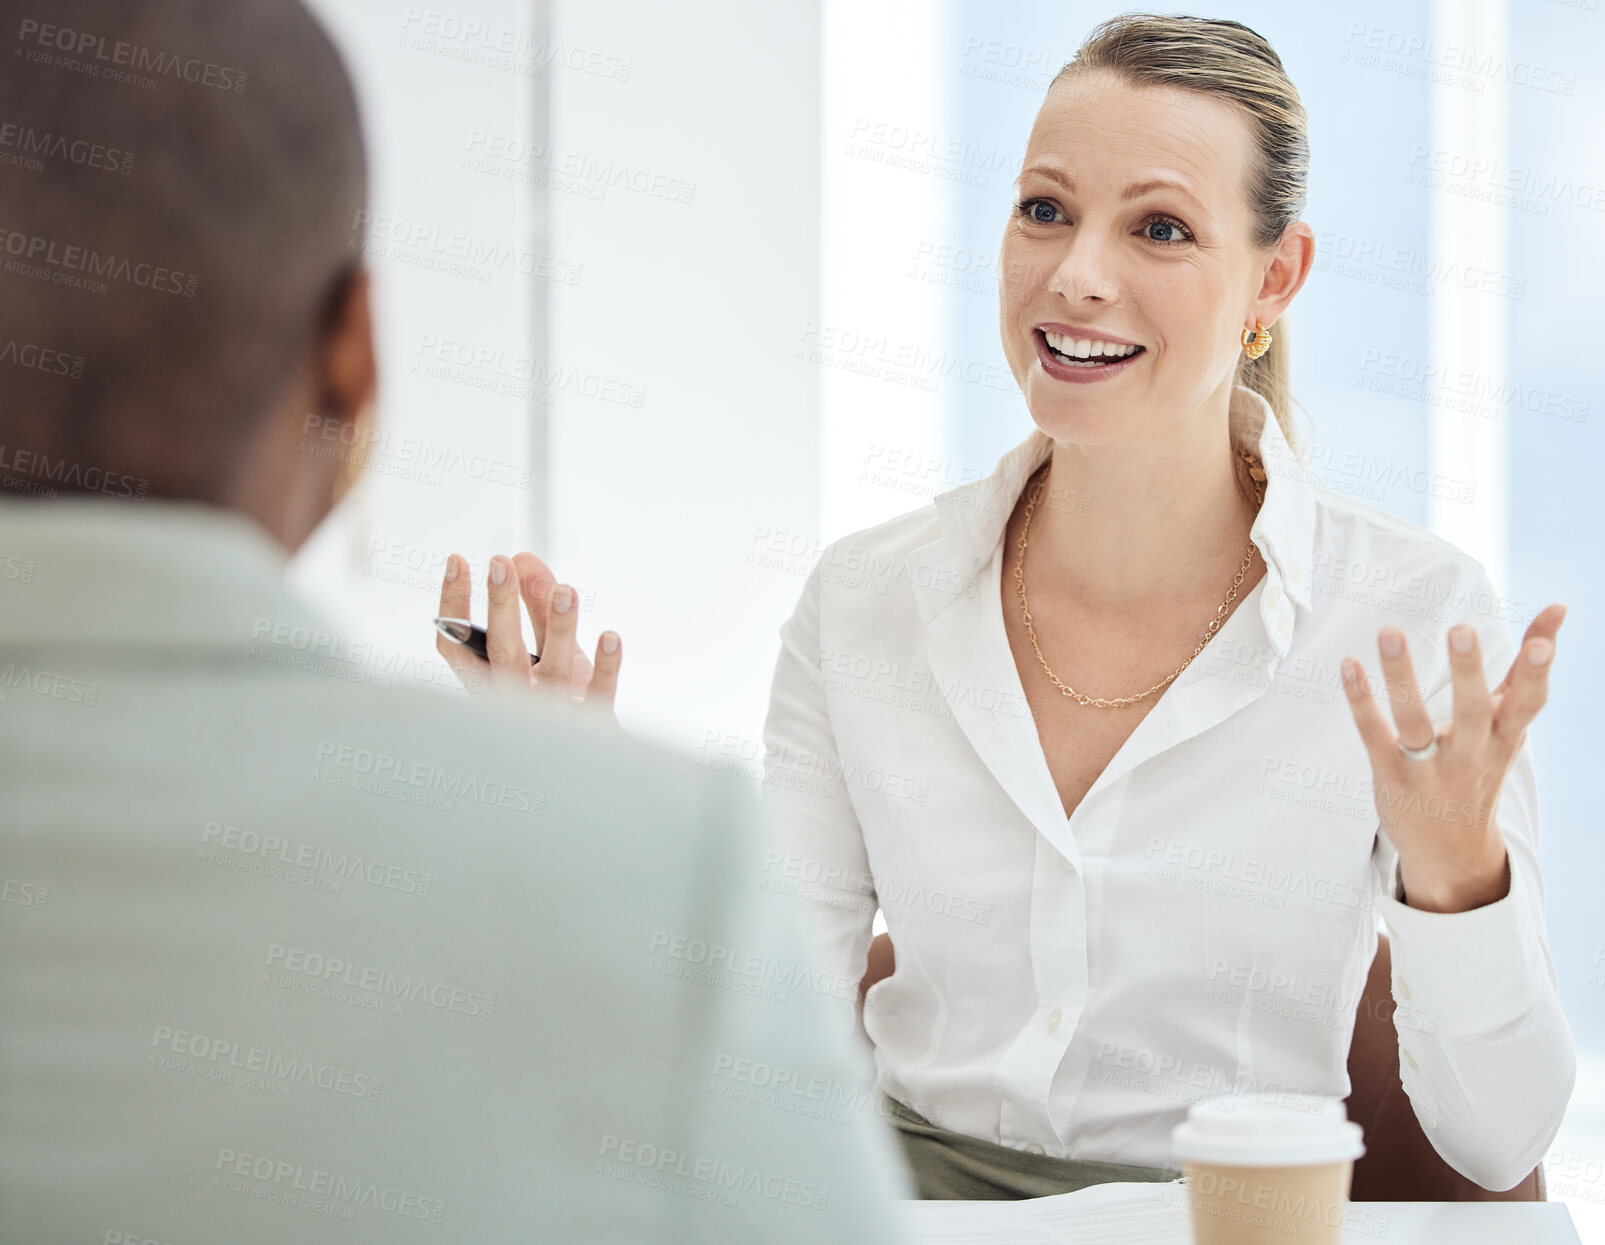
[1339,604,1566,914]
[435,550,622,714]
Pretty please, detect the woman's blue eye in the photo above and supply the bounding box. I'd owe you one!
[1144,215,1193,244]
[1028,200,1057,224]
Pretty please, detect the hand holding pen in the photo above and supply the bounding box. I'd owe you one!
[434,551,623,715]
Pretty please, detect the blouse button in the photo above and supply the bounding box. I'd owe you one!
[1026,1142,1047,1155]
[1277,615,1292,638]
[1266,582,1282,607]
[1046,1008,1063,1035]
[1403,1049,1419,1071]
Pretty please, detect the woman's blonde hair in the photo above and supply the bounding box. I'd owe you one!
[1054,12,1310,451]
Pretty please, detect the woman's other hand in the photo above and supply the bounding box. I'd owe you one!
[1340,604,1566,914]
[435,551,622,715]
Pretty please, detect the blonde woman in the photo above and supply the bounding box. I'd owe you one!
[439,13,1573,1201]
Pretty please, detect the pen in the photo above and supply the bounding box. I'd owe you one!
[433,617,540,666]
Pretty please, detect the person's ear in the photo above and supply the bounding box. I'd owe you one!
[1250,221,1314,326]
[220,265,379,550]
[313,265,378,508]
[315,265,377,424]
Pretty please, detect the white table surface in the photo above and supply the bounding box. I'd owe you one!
[904,1197,1581,1244]
[1333,1202,1579,1243]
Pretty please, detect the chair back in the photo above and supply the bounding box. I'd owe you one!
[1344,933,1544,1201]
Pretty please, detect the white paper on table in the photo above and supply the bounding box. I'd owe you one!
[901,1180,1195,1244]
[898,1200,1064,1244]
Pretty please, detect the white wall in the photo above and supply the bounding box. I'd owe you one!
[820,0,957,539]
[292,0,539,697]
[1427,0,1510,590]
[290,0,821,762]
[546,0,822,754]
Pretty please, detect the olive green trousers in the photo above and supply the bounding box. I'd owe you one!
[883,1095,1181,1201]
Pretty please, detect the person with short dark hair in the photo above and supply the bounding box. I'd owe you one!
[0,3,914,1240]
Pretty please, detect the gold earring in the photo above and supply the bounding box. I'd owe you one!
[1241,322,1272,360]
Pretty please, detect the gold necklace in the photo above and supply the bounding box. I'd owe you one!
[1012,452,1267,709]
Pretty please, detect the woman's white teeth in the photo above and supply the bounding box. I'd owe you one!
[1043,332,1139,361]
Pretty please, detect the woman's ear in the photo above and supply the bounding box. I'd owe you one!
[1252,221,1316,324]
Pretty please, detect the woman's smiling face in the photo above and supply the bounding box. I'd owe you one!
[999,69,1273,442]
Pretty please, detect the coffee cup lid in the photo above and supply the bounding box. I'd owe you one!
[1172,1093,1365,1167]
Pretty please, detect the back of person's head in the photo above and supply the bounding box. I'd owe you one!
[0,0,369,525]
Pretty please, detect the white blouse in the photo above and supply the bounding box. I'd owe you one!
[760,383,1574,1192]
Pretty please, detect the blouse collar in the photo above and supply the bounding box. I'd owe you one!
[923,383,1318,618]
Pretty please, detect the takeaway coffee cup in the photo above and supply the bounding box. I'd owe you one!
[1171,1093,1364,1245]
